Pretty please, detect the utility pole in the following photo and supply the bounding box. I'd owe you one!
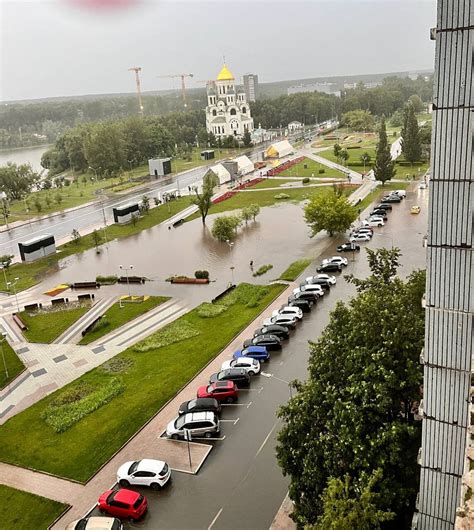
[129,67,144,115]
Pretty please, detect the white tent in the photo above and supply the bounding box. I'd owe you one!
[265,140,294,158]
[233,155,254,176]
[207,164,231,185]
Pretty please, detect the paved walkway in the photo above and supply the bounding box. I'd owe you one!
[270,494,296,530]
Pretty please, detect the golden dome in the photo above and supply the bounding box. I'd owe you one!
[217,64,235,81]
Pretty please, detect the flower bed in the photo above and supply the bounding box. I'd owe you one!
[171,277,209,284]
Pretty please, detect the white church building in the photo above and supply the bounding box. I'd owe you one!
[205,64,254,139]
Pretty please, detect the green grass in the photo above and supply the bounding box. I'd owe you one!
[6,197,190,293]
[79,296,169,345]
[393,159,429,180]
[279,158,345,179]
[318,147,377,172]
[20,304,91,343]
[0,341,25,389]
[278,259,312,281]
[0,282,286,482]
[249,178,303,189]
[0,485,67,530]
[357,182,410,212]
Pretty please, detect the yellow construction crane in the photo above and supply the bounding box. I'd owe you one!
[157,73,194,107]
[128,67,144,115]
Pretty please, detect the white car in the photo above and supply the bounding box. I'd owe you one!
[362,217,384,227]
[293,286,324,299]
[392,189,406,198]
[273,306,303,320]
[66,518,123,530]
[263,314,297,328]
[419,182,427,189]
[117,459,171,489]
[312,274,336,285]
[322,256,348,267]
[350,233,371,242]
[167,411,220,439]
[222,357,260,375]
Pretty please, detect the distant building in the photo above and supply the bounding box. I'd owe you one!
[148,158,172,177]
[343,81,382,90]
[287,82,340,97]
[288,121,304,132]
[251,125,276,145]
[243,74,259,102]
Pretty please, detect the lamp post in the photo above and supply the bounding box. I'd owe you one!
[0,332,8,381]
[119,265,133,298]
[261,372,293,399]
[226,240,234,286]
[7,277,20,313]
[88,166,98,180]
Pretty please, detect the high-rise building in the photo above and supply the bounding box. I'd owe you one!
[414,2,474,529]
[243,74,259,102]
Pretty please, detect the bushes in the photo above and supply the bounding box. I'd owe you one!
[274,193,290,200]
[96,275,118,285]
[134,319,200,352]
[219,282,270,308]
[197,303,228,318]
[41,379,124,433]
[100,357,134,374]
[194,270,209,280]
[253,264,273,277]
[318,169,325,174]
[211,215,242,241]
[302,177,310,184]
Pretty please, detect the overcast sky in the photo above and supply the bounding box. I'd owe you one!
[1,0,437,102]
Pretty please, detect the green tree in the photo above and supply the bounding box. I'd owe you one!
[190,171,219,224]
[54,193,62,205]
[91,229,102,249]
[360,152,371,173]
[374,118,395,186]
[211,215,241,241]
[277,249,425,528]
[249,203,260,221]
[141,195,150,214]
[339,148,349,166]
[408,94,424,113]
[242,130,252,147]
[341,110,375,131]
[83,122,126,177]
[0,254,14,268]
[333,143,342,159]
[34,198,42,212]
[241,207,253,224]
[0,162,39,200]
[401,104,422,163]
[304,192,357,237]
[71,229,81,244]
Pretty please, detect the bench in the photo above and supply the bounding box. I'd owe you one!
[172,219,184,228]
[117,276,145,284]
[51,298,69,306]
[81,315,103,337]
[71,282,100,289]
[13,313,28,331]
[211,284,236,304]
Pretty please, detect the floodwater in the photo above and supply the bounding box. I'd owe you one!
[34,202,330,307]
[0,145,50,172]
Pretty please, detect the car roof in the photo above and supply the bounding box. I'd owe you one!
[184,411,215,421]
[232,357,253,364]
[67,518,119,530]
[213,380,234,388]
[114,488,140,503]
[136,459,165,473]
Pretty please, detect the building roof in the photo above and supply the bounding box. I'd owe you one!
[217,64,235,81]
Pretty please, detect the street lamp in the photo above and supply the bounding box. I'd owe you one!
[0,332,8,381]
[226,240,235,286]
[119,265,133,299]
[7,277,20,313]
[88,166,98,180]
[261,372,293,399]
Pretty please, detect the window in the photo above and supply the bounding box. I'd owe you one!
[230,108,236,116]
[242,107,246,114]
[212,109,217,116]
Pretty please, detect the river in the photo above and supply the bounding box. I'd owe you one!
[0,144,51,173]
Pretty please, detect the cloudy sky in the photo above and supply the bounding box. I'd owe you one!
[1,0,437,102]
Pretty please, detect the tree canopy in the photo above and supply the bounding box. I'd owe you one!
[304,190,357,237]
[211,215,241,241]
[0,162,40,200]
[341,110,375,132]
[190,171,219,224]
[401,104,422,163]
[374,118,395,186]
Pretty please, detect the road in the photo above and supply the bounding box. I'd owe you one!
[88,183,428,530]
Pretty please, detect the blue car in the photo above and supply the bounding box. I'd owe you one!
[233,346,270,363]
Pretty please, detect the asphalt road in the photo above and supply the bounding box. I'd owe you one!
[88,185,428,530]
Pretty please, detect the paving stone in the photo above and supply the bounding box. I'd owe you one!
[52,354,67,363]
[73,359,88,368]
[16,347,29,354]
[31,368,47,377]
[92,345,105,354]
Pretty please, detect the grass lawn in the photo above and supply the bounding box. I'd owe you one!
[0,341,25,389]
[249,178,307,189]
[358,181,410,212]
[0,283,286,482]
[0,485,67,530]
[279,158,345,179]
[278,259,312,281]
[6,197,191,293]
[20,303,91,343]
[393,160,429,180]
[318,146,377,172]
[79,296,169,345]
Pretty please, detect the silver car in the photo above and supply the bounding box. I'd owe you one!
[166,411,220,440]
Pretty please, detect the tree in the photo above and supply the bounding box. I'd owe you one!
[313,470,395,530]
[408,94,424,113]
[190,171,219,224]
[360,152,371,173]
[141,195,150,214]
[401,104,422,163]
[42,178,52,191]
[304,192,357,237]
[211,215,241,241]
[0,162,39,200]
[34,198,42,212]
[0,254,14,268]
[242,130,252,147]
[83,122,126,177]
[91,229,102,249]
[419,122,432,160]
[249,203,260,221]
[333,143,342,159]
[241,204,261,224]
[71,229,81,244]
[374,118,395,186]
[339,149,349,166]
[277,250,425,528]
[341,110,375,131]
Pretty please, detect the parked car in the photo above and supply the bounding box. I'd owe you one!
[317,262,342,273]
[117,459,171,490]
[370,209,388,220]
[66,518,123,530]
[254,324,290,339]
[290,291,319,304]
[296,284,325,297]
[244,333,283,350]
[222,357,260,375]
[350,233,371,242]
[233,346,270,363]
[381,195,401,203]
[322,256,348,267]
[287,296,313,313]
[179,397,221,416]
[376,203,392,211]
[210,368,250,388]
[197,381,239,403]
[98,489,147,521]
[166,411,220,439]
[263,314,297,329]
[337,242,360,252]
[303,276,331,290]
[362,218,384,227]
[313,273,337,285]
[392,189,407,198]
[419,182,427,189]
[411,205,421,214]
[273,306,303,320]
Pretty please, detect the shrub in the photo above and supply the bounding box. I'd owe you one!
[194,270,210,280]
[302,177,310,184]
[96,275,118,285]
[253,264,273,277]
[318,169,325,174]
[218,282,270,308]
[274,193,290,200]
[89,317,110,333]
[100,357,134,374]
[197,303,228,318]
[134,319,200,352]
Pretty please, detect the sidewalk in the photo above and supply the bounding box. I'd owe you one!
[270,494,296,530]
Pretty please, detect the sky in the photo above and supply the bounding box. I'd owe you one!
[0,0,437,102]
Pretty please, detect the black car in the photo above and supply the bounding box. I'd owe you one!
[317,262,342,273]
[244,334,282,350]
[287,296,312,313]
[304,276,332,290]
[291,290,319,303]
[179,397,221,416]
[381,195,401,203]
[254,324,290,340]
[370,210,388,220]
[209,368,250,388]
[376,203,392,211]
[337,242,361,253]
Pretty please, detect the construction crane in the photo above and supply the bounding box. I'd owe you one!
[128,67,144,115]
[196,79,216,87]
[157,73,194,107]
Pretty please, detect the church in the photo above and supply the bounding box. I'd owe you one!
[205,64,254,139]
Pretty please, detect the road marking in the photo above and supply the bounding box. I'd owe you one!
[234,417,240,425]
[239,387,264,392]
[279,361,284,366]
[208,508,223,530]
[220,402,251,407]
[192,436,226,441]
[247,401,253,408]
[256,420,279,458]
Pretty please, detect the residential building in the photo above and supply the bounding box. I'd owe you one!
[243,74,259,102]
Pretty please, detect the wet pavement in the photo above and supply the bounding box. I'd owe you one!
[86,184,428,530]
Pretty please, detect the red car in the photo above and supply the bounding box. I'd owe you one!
[197,380,239,403]
[98,488,147,521]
